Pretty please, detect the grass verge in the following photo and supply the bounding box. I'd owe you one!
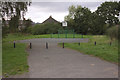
[2,42,29,77]
[59,35,118,63]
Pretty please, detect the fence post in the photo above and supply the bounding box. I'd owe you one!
[94,41,96,46]
[46,42,48,49]
[14,41,15,48]
[30,42,32,49]
[78,42,80,46]
[63,42,64,48]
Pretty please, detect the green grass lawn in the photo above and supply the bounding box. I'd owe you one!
[2,42,29,77]
[59,35,118,63]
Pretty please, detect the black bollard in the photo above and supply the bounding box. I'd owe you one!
[46,42,48,49]
[30,43,32,49]
[94,41,96,46]
[14,42,15,48]
[78,42,80,46]
[63,42,64,48]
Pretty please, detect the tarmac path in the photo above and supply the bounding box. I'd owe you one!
[12,38,118,78]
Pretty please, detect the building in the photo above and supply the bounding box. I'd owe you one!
[42,16,61,24]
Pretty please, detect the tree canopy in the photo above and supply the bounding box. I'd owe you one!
[96,1,120,26]
[1,1,31,35]
[64,1,120,35]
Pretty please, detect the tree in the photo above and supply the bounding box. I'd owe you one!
[64,5,76,21]
[21,18,33,33]
[89,12,107,35]
[106,25,119,40]
[1,2,31,20]
[74,6,92,34]
[64,5,92,34]
[118,1,120,11]
[9,15,19,32]
[64,5,76,31]
[25,19,33,28]
[2,18,9,37]
[96,1,120,26]
[1,2,31,35]
[65,1,120,35]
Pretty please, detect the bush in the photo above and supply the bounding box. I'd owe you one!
[30,23,63,35]
[26,26,33,33]
[106,25,119,40]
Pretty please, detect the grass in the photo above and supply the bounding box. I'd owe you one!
[3,33,92,42]
[2,42,29,77]
[59,35,118,63]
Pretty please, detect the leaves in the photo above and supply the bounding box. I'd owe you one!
[96,1,120,25]
[1,2,31,19]
[1,2,31,36]
[65,1,120,35]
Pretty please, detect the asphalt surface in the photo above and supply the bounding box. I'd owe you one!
[11,38,118,78]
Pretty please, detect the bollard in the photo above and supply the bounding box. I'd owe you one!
[63,42,64,48]
[110,42,112,46]
[14,41,15,48]
[46,42,48,49]
[30,43,32,49]
[94,41,96,46]
[78,42,80,46]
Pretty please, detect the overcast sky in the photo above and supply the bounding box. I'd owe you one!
[24,1,120,23]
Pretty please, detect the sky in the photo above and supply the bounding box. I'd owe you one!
[24,1,120,23]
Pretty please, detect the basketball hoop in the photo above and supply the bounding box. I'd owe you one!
[62,21,67,27]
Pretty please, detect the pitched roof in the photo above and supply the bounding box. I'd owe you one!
[42,16,60,24]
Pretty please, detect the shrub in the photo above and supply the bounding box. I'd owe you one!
[31,23,63,35]
[106,25,119,40]
[26,26,33,33]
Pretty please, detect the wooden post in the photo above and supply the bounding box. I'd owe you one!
[63,42,64,48]
[30,43,32,49]
[14,41,15,48]
[46,42,48,49]
[78,42,80,46]
[95,41,96,46]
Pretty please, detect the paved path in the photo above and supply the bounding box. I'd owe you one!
[13,38,118,78]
